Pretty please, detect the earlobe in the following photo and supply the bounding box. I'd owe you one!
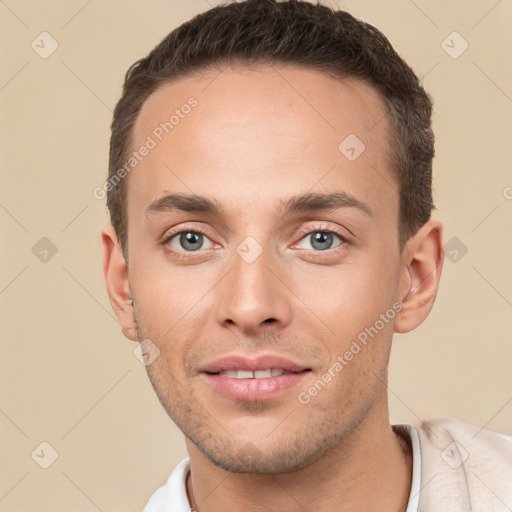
[101,224,139,341]
[394,220,444,334]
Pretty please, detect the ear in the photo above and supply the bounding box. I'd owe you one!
[394,220,444,334]
[101,224,138,341]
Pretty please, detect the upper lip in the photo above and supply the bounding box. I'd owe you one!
[199,354,311,373]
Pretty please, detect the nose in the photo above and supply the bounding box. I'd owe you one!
[215,244,292,335]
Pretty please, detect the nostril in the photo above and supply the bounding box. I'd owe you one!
[263,318,276,324]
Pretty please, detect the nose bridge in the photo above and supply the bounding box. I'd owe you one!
[215,239,291,332]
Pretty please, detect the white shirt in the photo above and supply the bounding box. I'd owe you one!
[144,423,422,512]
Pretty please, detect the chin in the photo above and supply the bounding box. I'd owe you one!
[193,431,336,475]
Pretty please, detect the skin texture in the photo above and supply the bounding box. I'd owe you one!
[102,64,444,511]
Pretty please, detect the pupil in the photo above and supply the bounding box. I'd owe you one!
[181,232,203,251]
[311,232,332,250]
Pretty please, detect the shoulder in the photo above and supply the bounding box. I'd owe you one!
[416,416,512,511]
[418,415,512,460]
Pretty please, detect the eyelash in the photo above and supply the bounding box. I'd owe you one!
[161,226,216,261]
[161,224,350,259]
[293,224,349,250]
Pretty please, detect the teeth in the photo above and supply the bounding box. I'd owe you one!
[218,369,285,379]
[254,370,272,379]
[237,370,254,379]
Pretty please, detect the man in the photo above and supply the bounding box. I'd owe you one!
[101,1,512,510]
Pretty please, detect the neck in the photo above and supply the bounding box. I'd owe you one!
[185,405,412,512]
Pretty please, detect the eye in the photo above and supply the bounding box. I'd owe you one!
[167,231,216,252]
[295,231,344,251]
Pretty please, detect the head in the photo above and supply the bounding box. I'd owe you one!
[102,0,443,474]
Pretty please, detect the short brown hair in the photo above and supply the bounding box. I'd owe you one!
[108,0,435,258]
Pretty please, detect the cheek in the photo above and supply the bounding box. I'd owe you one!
[291,256,399,336]
[130,257,214,335]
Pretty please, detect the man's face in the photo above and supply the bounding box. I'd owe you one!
[126,65,404,473]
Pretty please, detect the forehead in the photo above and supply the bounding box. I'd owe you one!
[127,64,396,221]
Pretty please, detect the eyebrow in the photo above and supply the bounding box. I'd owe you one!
[145,191,373,218]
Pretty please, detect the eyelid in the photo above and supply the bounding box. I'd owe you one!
[161,224,220,250]
[159,222,351,257]
[292,223,351,248]
[169,232,216,252]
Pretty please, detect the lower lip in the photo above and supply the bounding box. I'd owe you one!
[202,372,310,401]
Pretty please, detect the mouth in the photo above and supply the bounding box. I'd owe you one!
[213,368,296,379]
[199,354,312,401]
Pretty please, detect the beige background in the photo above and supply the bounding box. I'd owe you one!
[1,0,511,510]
